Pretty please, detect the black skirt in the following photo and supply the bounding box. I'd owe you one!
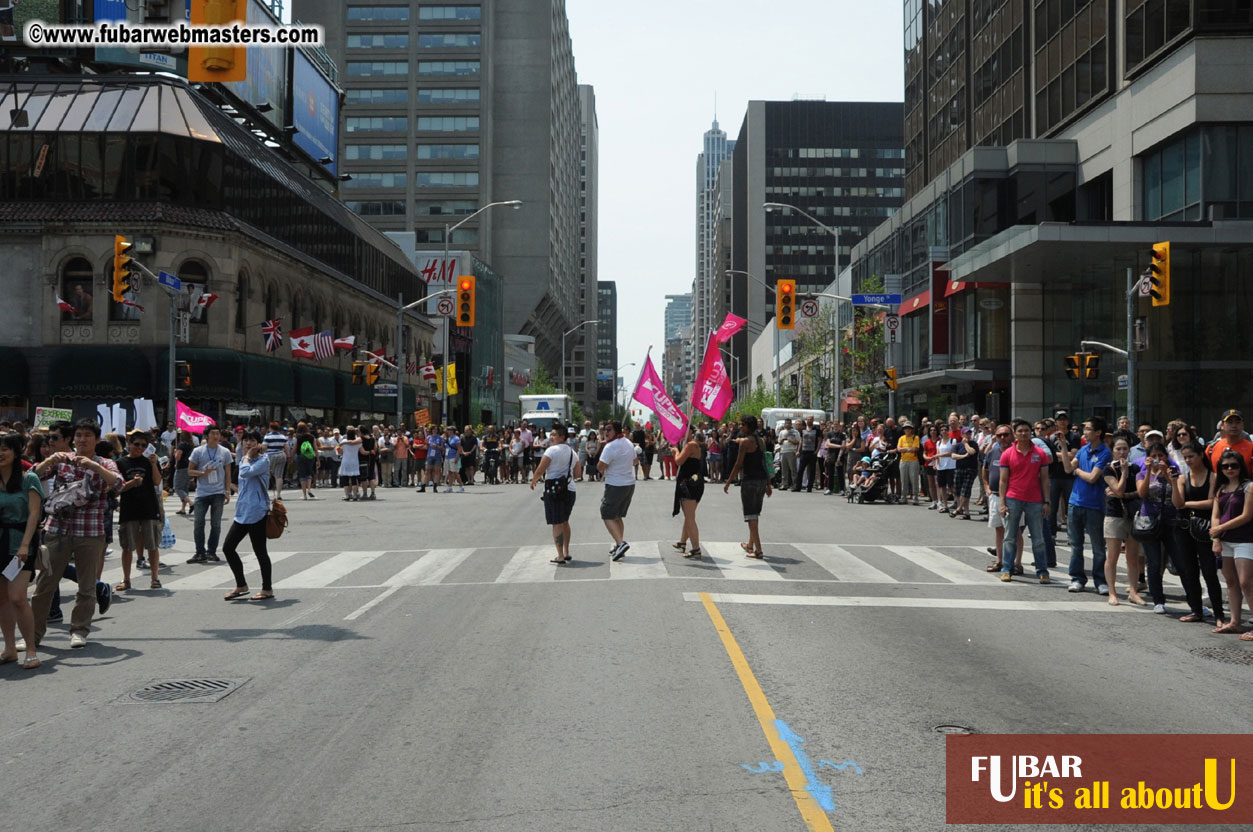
[673,475,705,516]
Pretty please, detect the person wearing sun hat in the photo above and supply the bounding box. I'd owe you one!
[1207,410,1252,471]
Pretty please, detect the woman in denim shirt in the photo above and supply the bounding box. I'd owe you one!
[222,432,275,602]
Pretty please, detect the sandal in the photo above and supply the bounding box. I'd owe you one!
[0,653,16,665]
[688,548,702,560]
[1240,632,1253,642]
[1213,622,1243,634]
[746,551,765,560]
[740,542,754,554]
[150,578,162,589]
[986,563,1002,572]
[115,580,130,592]
[223,587,250,601]
[1179,613,1203,623]
[250,592,275,601]
[672,542,686,552]
[21,656,40,670]
[549,557,571,565]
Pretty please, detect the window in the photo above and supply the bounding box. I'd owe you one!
[346,200,407,216]
[347,34,410,48]
[345,144,407,160]
[416,116,479,132]
[416,171,479,187]
[415,199,479,216]
[418,33,481,48]
[235,272,248,332]
[414,228,479,244]
[417,88,480,104]
[417,61,480,76]
[418,6,481,19]
[346,61,409,77]
[60,257,95,323]
[416,144,480,159]
[179,261,211,325]
[346,116,408,132]
[345,88,408,105]
[341,172,407,188]
[347,6,409,21]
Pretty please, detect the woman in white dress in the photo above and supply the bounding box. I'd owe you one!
[338,427,364,501]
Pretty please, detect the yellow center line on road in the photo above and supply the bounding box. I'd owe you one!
[698,591,835,832]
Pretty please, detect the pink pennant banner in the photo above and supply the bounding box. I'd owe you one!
[691,331,735,421]
[175,401,214,434]
[631,355,689,445]
[714,312,748,344]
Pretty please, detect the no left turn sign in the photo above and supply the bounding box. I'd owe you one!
[800,299,819,318]
[436,297,454,317]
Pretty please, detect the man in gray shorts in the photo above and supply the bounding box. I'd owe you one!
[597,421,636,561]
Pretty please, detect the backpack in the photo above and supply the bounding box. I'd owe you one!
[45,474,96,518]
[300,440,316,460]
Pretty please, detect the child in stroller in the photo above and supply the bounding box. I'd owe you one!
[848,450,901,504]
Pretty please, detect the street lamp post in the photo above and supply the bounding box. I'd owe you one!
[615,361,636,422]
[561,319,599,400]
[763,202,842,415]
[436,199,522,426]
[395,289,456,431]
[725,269,779,406]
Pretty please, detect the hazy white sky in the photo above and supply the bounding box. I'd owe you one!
[566,0,904,397]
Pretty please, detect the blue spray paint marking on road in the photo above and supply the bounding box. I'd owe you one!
[738,719,864,813]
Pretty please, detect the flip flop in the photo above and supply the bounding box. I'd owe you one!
[250,592,275,601]
[1213,623,1243,634]
[985,563,1002,572]
[223,588,250,601]
[0,654,16,665]
[549,557,570,565]
[746,552,765,560]
[1240,632,1253,642]
[740,542,754,554]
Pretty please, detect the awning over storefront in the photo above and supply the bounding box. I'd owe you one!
[943,279,1008,297]
[159,348,240,400]
[336,374,372,412]
[901,290,930,315]
[295,365,336,409]
[241,355,295,404]
[0,348,29,396]
[895,368,996,389]
[403,385,417,411]
[52,347,151,399]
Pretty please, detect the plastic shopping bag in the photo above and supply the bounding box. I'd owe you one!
[160,516,176,549]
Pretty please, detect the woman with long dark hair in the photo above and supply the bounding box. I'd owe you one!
[1103,434,1145,606]
[1135,441,1182,614]
[725,415,771,559]
[0,433,43,669]
[1171,440,1224,624]
[1210,450,1253,638]
[671,426,706,560]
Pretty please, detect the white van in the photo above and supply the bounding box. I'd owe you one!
[760,407,828,433]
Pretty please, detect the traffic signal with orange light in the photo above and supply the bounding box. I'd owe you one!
[883,367,898,391]
[456,275,476,327]
[365,363,380,386]
[1084,353,1100,380]
[112,235,134,303]
[1148,241,1170,306]
[175,361,192,390]
[776,279,796,330]
[351,362,365,385]
[1065,354,1082,379]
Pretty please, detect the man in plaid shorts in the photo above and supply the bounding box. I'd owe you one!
[29,418,122,649]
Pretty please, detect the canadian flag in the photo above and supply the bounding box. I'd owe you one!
[195,292,220,310]
[420,363,438,381]
[290,326,315,358]
[55,295,74,312]
[333,335,356,352]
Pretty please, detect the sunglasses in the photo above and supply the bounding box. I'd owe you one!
[1221,463,1240,470]
[996,433,1011,438]
[131,441,148,447]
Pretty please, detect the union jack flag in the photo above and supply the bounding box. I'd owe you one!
[313,329,335,360]
[263,319,282,352]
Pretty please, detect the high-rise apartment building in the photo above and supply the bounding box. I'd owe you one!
[663,293,692,399]
[565,83,599,416]
[664,293,692,342]
[693,119,735,358]
[729,100,905,392]
[596,280,618,403]
[294,0,585,372]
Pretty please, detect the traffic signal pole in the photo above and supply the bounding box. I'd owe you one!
[1126,265,1137,427]
[123,257,178,427]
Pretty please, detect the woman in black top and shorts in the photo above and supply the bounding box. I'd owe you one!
[671,426,706,560]
[1171,440,1224,624]
[725,414,772,559]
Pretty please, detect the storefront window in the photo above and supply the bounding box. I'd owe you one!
[974,286,1009,359]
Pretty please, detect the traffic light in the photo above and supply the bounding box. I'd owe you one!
[112,235,133,303]
[1148,241,1170,306]
[883,367,898,391]
[776,279,796,330]
[365,363,380,386]
[351,362,365,385]
[174,361,192,390]
[456,275,476,327]
[1084,353,1100,380]
[1065,354,1082,380]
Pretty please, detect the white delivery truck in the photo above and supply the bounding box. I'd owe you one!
[760,407,829,433]
[518,394,572,434]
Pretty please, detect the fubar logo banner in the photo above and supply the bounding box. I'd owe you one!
[946,734,1251,824]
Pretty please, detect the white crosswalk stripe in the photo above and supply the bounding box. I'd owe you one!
[115,541,1161,591]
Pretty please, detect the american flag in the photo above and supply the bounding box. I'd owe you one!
[263,319,282,352]
[406,355,418,375]
[313,330,335,360]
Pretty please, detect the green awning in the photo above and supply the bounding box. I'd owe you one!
[336,373,372,411]
[403,385,417,411]
[295,365,336,408]
[52,347,151,399]
[0,348,29,396]
[241,355,296,404]
[159,348,241,399]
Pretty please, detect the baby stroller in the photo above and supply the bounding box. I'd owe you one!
[849,451,900,504]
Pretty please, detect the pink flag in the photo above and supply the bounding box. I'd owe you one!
[175,401,214,435]
[714,312,748,344]
[691,331,735,421]
[631,355,689,445]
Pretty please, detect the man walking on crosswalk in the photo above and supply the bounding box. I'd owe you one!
[597,421,636,561]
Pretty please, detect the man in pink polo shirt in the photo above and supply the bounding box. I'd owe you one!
[998,418,1053,584]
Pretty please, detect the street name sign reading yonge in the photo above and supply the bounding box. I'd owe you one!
[851,293,902,306]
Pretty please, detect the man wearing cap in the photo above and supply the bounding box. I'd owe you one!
[1044,411,1079,567]
[1207,410,1253,472]
[897,421,922,505]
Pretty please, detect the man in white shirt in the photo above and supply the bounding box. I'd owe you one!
[596,420,637,561]
[777,419,800,491]
[160,420,179,449]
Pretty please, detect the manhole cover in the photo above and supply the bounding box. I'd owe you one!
[1190,647,1253,665]
[934,724,975,734]
[123,678,248,704]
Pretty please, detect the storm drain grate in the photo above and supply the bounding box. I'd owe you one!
[934,724,976,735]
[124,678,248,704]
[1190,647,1253,666]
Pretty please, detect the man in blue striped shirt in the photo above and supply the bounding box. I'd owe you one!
[262,422,288,500]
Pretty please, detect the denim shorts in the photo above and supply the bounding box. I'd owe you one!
[1220,541,1253,560]
[740,479,767,521]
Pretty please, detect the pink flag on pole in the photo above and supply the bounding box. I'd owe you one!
[175,401,214,435]
[691,331,735,421]
[714,312,748,344]
[631,355,689,445]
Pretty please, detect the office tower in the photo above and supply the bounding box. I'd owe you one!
[596,280,618,403]
[567,83,599,416]
[693,118,734,373]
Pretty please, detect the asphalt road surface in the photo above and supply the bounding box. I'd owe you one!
[6,475,1251,832]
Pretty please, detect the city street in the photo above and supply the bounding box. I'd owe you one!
[8,477,1250,832]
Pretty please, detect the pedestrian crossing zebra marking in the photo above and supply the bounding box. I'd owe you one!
[684,593,1126,612]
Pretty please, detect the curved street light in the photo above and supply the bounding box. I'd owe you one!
[561,319,599,396]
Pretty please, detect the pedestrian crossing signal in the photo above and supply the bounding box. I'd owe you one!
[883,367,898,391]
[1149,241,1170,306]
[776,279,796,330]
[175,361,192,390]
[1084,353,1100,379]
[1065,354,1082,379]
[456,275,476,327]
[112,235,134,303]
[365,363,380,386]
[351,362,365,385]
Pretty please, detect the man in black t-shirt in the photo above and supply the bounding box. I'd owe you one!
[823,425,847,495]
[794,417,822,492]
[1044,412,1080,567]
[116,430,164,590]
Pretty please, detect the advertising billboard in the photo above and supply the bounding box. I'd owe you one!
[291,48,340,175]
[220,0,287,126]
[93,0,192,75]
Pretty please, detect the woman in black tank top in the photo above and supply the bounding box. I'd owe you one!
[725,415,772,559]
[1171,440,1224,624]
[671,427,706,559]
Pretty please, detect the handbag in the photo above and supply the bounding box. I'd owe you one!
[1188,515,1212,544]
[265,498,288,539]
[543,447,575,497]
[45,476,96,517]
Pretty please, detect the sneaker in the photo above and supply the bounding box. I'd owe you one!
[96,581,112,615]
[46,608,64,622]
[187,554,206,564]
[1096,584,1109,595]
[458,486,465,493]
[1202,606,1213,618]
[137,557,149,570]
[1039,574,1051,584]
[1067,581,1083,593]
[611,541,630,561]
[999,573,1012,582]
[1153,603,1168,614]
[69,633,87,649]
[15,638,26,651]
[104,549,113,559]
[205,553,221,563]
